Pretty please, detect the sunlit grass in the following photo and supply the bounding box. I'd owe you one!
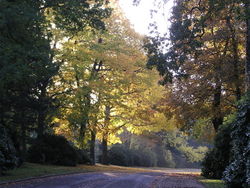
[0,163,86,182]
[199,177,226,188]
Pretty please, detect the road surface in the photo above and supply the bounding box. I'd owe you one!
[1,169,205,188]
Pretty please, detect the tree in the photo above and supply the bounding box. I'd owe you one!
[0,0,111,159]
[53,2,171,165]
[144,0,245,132]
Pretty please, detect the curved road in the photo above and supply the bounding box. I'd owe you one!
[1,170,205,188]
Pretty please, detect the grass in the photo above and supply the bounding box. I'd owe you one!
[0,163,151,183]
[198,177,226,188]
[0,163,87,183]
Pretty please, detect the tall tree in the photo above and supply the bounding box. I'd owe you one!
[144,0,245,132]
[0,0,111,157]
[53,2,170,164]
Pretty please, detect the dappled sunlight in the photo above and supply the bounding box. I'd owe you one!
[102,172,120,177]
[1,0,249,187]
[199,179,225,188]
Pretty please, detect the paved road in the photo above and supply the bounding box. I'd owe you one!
[1,170,205,188]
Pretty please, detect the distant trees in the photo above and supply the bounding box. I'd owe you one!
[110,130,208,168]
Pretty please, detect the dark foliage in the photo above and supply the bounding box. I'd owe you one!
[27,134,78,166]
[76,149,91,164]
[223,95,250,188]
[108,144,130,166]
[0,125,18,175]
[129,149,142,166]
[201,120,233,179]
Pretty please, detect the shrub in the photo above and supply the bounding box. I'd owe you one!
[108,144,158,167]
[108,144,130,166]
[201,117,233,179]
[164,150,175,168]
[223,96,250,188]
[27,134,78,166]
[129,149,142,166]
[0,125,18,174]
[139,149,157,167]
[76,149,91,164]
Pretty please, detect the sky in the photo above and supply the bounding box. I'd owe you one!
[118,0,174,36]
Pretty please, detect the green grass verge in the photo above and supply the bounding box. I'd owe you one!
[0,163,151,183]
[0,163,88,183]
[198,177,226,188]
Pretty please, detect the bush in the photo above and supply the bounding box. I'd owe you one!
[108,144,157,167]
[223,96,250,188]
[27,134,78,166]
[129,149,142,166]
[201,120,233,179]
[108,144,130,166]
[139,149,157,167]
[164,150,175,168]
[0,125,18,174]
[76,149,91,164]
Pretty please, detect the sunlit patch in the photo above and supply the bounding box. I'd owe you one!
[103,172,119,177]
[119,0,174,35]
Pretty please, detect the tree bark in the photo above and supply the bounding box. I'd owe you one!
[227,16,242,100]
[37,109,45,137]
[20,120,26,159]
[90,130,96,165]
[79,118,87,149]
[101,135,108,165]
[101,105,111,165]
[37,83,47,138]
[245,1,250,92]
[212,83,223,132]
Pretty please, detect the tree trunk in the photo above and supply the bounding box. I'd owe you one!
[37,110,45,137]
[101,135,108,165]
[245,1,250,92]
[228,18,241,100]
[101,105,111,165]
[90,130,96,165]
[212,83,223,132]
[37,84,47,138]
[76,89,91,148]
[79,119,87,149]
[20,120,26,159]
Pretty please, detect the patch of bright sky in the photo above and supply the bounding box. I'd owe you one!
[119,0,174,36]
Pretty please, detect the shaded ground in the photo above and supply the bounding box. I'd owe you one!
[1,168,204,188]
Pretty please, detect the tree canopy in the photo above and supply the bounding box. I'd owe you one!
[1,1,249,187]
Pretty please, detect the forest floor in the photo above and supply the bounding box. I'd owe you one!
[0,163,224,188]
